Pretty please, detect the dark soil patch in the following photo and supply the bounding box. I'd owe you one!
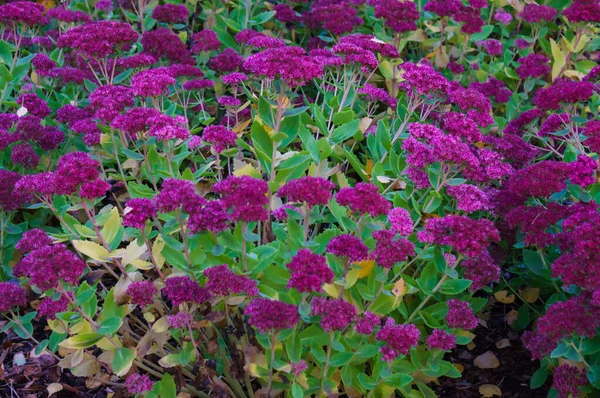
[435,302,551,397]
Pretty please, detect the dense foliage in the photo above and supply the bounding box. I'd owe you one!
[0,0,600,397]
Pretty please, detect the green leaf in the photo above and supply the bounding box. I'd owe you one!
[156,373,177,398]
[439,279,472,295]
[59,333,104,349]
[112,347,135,376]
[98,316,123,336]
[0,40,12,65]
[531,367,550,389]
[419,263,438,293]
[332,109,355,125]
[285,333,302,363]
[291,382,303,398]
[523,249,544,275]
[330,119,360,144]
[100,207,121,246]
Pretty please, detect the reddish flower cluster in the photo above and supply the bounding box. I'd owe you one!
[204,265,259,296]
[286,249,334,293]
[375,318,420,361]
[125,374,154,394]
[520,4,557,23]
[38,294,71,319]
[154,179,196,213]
[202,125,238,154]
[212,176,269,222]
[368,0,418,33]
[186,198,230,234]
[371,230,415,268]
[123,198,157,229]
[243,46,323,87]
[0,283,27,313]
[57,21,139,57]
[461,251,500,291]
[245,298,300,333]
[356,312,381,335]
[277,176,335,208]
[127,281,157,307]
[311,297,357,332]
[326,234,369,262]
[446,184,490,213]
[336,182,390,217]
[168,312,193,328]
[517,54,551,79]
[163,276,211,306]
[446,300,479,330]
[552,365,588,398]
[426,329,457,350]
[418,216,500,257]
[152,4,190,24]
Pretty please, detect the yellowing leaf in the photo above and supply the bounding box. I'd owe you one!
[551,38,566,81]
[521,287,540,303]
[392,278,407,298]
[121,239,147,267]
[232,118,252,134]
[479,384,502,397]
[100,207,121,246]
[322,283,341,299]
[233,158,259,177]
[153,236,166,269]
[474,351,500,369]
[345,269,360,289]
[72,240,110,262]
[495,339,511,349]
[47,383,63,395]
[354,260,374,278]
[152,316,170,333]
[60,333,104,349]
[494,290,515,304]
[130,259,153,270]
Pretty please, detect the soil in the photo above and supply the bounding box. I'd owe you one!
[434,302,551,398]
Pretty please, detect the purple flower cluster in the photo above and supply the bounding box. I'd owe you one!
[516,54,551,80]
[204,265,259,296]
[38,294,70,319]
[245,298,300,333]
[168,312,193,328]
[356,312,381,335]
[57,21,139,57]
[446,300,479,330]
[202,125,237,153]
[371,230,415,268]
[336,182,390,217]
[446,184,490,213]
[123,198,157,229]
[426,329,457,350]
[358,84,398,108]
[243,46,323,87]
[311,297,357,332]
[125,374,154,394]
[16,228,52,253]
[277,176,335,208]
[375,318,420,361]
[552,365,587,398]
[163,276,211,306]
[368,0,418,33]
[0,283,27,313]
[326,234,369,262]
[127,281,157,307]
[286,249,334,293]
[212,176,269,222]
[152,4,189,24]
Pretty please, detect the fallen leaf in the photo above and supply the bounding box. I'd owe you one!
[47,383,63,396]
[392,278,407,298]
[505,310,518,325]
[479,384,502,397]
[13,352,26,366]
[454,363,464,373]
[495,339,511,349]
[474,351,500,369]
[494,290,515,304]
[467,342,477,351]
[521,287,540,303]
[354,260,374,278]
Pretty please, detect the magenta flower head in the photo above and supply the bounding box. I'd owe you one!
[209,48,244,73]
[13,244,86,291]
[132,68,175,97]
[446,184,490,213]
[368,0,418,33]
[286,249,334,293]
[533,79,595,111]
[563,0,600,23]
[516,54,551,80]
[461,251,500,291]
[356,312,381,335]
[212,176,269,222]
[152,4,189,24]
[446,299,478,330]
[141,29,195,65]
[185,198,230,234]
[311,297,357,332]
[111,107,161,137]
[38,293,71,319]
[57,21,139,57]
[388,208,413,236]
[520,4,557,23]
[0,282,27,313]
[417,215,500,257]
[204,264,259,297]
[123,198,157,229]
[0,1,48,26]
[89,84,134,114]
[147,113,190,141]
[53,152,101,195]
[0,170,28,211]
[274,4,300,23]
[127,280,157,308]
[17,94,51,119]
[375,318,420,361]
[191,29,222,53]
[79,179,111,200]
[245,298,300,333]
[552,365,588,398]
[16,228,52,253]
[202,125,238,154]
[277,176,335,208]
[125,373,154,395]
[163,275,211,306]
[399,62,449,96]
[371,230,415,268]
[168,311,193,328]
[336,182,390,217]
[326,234,369,262]
[243,46,323,87]
[426,329,456,351]
[154,178,196,213]
[11,143,39,169]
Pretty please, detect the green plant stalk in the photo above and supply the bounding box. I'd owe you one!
[266,331,278,397]
[317,331,335,397]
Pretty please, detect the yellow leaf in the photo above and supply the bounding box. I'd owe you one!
[121,239,147,267]
[100,207,121,246]
[551,38,566,81]
[72,240,110,262]
[354,260,374,278]
[345,269,360,289]
[521,287,540,303]
[323,283,341,299]
[474,351,500,369]
[479,384,502,397]
[130,259,153,270]
[152,316,170,333]
[392,278,407,298]
[434,46,449,68]
[494,290,515,304]
[153,236,166,269]
[47,383,63,395]
[495,339,511,349]
[359,117,373,133]
[366,159,374,177]
[233,158,260,177]
[232,118,251,134]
